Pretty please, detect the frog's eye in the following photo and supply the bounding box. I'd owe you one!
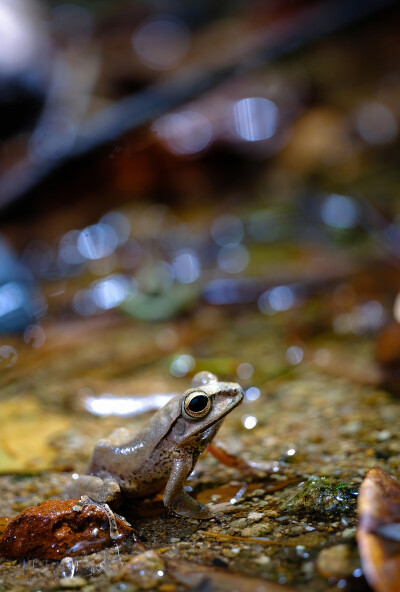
[183,391,211,419]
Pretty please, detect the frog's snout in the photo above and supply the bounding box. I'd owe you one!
[229,383,244,404]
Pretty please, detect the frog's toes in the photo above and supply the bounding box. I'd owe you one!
[208,501,233,516]
[72,495,91,512]
[115,513,131,527]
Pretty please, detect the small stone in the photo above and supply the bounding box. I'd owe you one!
[302,561,314,575]
[228,518,247,531]
[254,555,271,565]
[211,494,222,502]
[60,577,87,588]
[117,550,166,590]
[247,512,264,522]
[377,430,391,441]
[107,584,138,592]
[316,544,359,578]
[251,489,266,497]
[241,523,273,537]
[342,527,357,539]
[170,537,180,543]
[222,547,241,558]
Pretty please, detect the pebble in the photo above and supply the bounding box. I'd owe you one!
[342,527,357,539]
[251,489,266,497]
[228,518,247,532]
[60,577,87,588]
[222,547,240,558]
[316,544,358,578]
[107,584,138,592]
[377,430,391,441]
[247,512,264,522]
[241,523,273,537]
[254,555,271,565]
[117,550,166,589]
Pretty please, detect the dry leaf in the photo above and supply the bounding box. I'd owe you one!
[357,466,400,592]
[0,397,70,473]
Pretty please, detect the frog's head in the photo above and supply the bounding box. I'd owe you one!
[172,371,244,444]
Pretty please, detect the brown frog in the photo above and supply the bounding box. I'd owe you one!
[69,371,255,532]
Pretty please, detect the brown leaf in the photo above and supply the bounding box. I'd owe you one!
[0,499,135,560]
[0,397,71,473]
[357,466,400,592]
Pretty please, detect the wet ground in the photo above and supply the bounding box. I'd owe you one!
[0,293,398,591]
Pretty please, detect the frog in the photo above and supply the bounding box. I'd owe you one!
[69,371,258,534]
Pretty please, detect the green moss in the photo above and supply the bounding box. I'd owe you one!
[280,477,358,517]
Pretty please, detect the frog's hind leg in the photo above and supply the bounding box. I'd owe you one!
[67,475,124,540]
[207,440,280,474]
[67,474,122,506]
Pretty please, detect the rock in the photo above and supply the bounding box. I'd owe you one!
[117,550,166,590]
[316,544,359,578]
[0,499,134,560]
[241,523,273,537]
[247,512,264,522]
[227,518,248,533]
[60,577,87,588]
[280,478,357,517]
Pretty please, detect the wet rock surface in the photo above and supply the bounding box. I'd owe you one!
[0,499,135,560]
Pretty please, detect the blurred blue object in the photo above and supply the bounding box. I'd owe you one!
[0,236,47,333]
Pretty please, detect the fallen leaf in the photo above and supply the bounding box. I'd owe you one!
[0,397,71,473]
[357,466,400,592]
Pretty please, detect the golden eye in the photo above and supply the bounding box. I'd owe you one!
[184,390,211,419]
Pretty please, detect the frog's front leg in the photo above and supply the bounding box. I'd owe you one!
[163,453,211,518]
[67,474,123,539]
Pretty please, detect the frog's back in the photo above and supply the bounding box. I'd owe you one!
[87,395,182,495]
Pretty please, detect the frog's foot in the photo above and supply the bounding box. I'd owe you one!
[205,501,243,522]
[72,495,121,540]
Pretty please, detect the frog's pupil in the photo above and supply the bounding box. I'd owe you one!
[188,394,208,412]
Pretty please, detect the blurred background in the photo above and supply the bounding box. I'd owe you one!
[1,0,400,385]
[2,0,400,402]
